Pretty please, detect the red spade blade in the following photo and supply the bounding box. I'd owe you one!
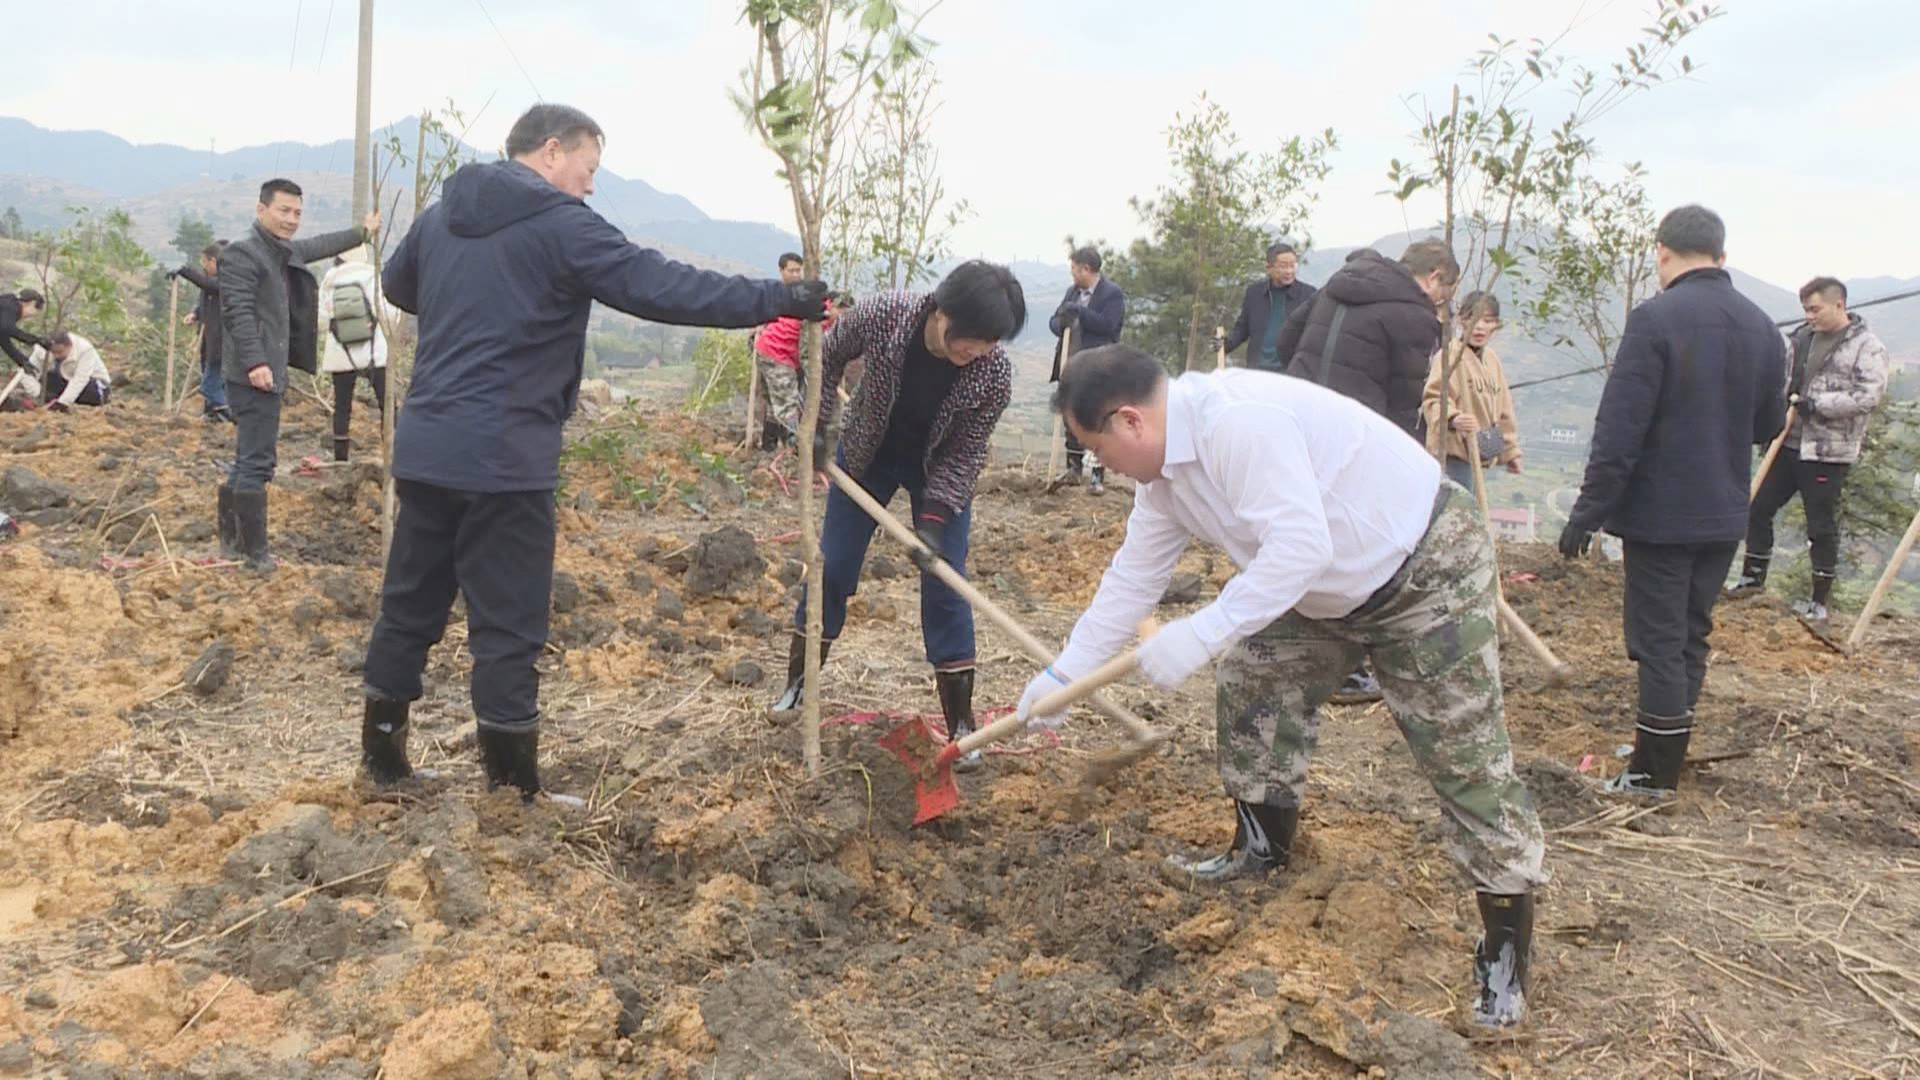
[879,717,963,825]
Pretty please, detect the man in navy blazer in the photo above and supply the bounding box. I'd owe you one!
[1048,245,1126,493]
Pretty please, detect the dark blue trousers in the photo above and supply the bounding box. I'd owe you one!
[794,450,975,669]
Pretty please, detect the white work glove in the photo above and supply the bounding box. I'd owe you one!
[1016,666,1071,731]
[1133,617,1213,689]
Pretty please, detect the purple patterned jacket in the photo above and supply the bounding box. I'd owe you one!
[818,291,1012,519]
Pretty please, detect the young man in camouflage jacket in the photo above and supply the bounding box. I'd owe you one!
[1735,277,1892,620]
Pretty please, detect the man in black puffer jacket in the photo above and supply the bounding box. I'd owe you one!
[1264,239,1458,703]
[1264,240,1458,437]
[1560,205,1785,801]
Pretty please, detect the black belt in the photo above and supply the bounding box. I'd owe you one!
[1348,483,1453,620]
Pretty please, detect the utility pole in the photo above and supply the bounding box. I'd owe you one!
[352,0,374,222]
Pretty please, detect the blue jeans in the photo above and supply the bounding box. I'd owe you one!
[794,450,975,668]
[200,351,227,412]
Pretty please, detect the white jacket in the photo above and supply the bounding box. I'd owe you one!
[30,333,111,406]
[317,262,389,373]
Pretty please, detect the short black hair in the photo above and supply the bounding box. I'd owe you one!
[1052,344,1167,432]
[1655,204,1725,260]
[932,260,1026,342]
[49,331,72,347]
[1799,276,1846,304]
[1457,290,1501,321]
[504,103,604,157]
[16,288,43,306]
[1400,239,1460,285]
[777,252,803,270]
[1266,241,1297,262]
[1070,245,1102,273]
[259,178,302,205]
[201,242,224,260]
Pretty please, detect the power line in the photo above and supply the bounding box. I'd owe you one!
[475,0,543,101]
[1512,287,1920,392]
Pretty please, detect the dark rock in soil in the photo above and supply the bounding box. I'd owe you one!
[185,640,235,696]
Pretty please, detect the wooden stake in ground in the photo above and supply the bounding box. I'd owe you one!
[1469,438,1572,685]
[1046,324,1073,480]
[1752,403,1798,502]
[164,276,179,413]
[742,346,761,449]
[1844,500,1920,651]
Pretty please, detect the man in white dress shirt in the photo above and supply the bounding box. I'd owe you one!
[1016,344,1545,1029]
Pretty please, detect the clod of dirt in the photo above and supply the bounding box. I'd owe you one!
[699,962,840,1079]
[335,645,366,674]
[291,598,324,631]
[318,573,374,619]
[424,846,488,927]
[654,588,685,622]
[685,525,764,599]
[573,489,600,514]
[378,1001,503,1080]
[775,559,804,587]
[1,466,71,512]
[184,640,235,697]
[8,425,48,453]
[1159,572,1204,606]
[552,572,582,614]
[868,553,908,580]
[722,660,764,687]
[729,608,776,636]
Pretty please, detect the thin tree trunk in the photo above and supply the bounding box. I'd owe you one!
[796,239,826,779]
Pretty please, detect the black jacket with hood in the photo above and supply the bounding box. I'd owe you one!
[1265,249,1442,436]
[1,293,49,371]
[382,159,790,493]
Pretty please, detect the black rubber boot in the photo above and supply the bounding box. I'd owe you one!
[360,696,414,786]
[1605,711,1691,798]
[332,435,351,463]
[936,668,982,773]
[1088,465,1106,496]
[231,489,276,574]
[1471,891,1535,1029]
[215,484,242,560]
[479,725,542,799]
[1163,800,1298,884]
[1728,551,1769,597]
[771,633,831,712]
[761,419,786,452]
[1046,452,1086,494]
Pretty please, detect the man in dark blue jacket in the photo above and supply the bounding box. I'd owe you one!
[1219,242,1317,367]
[360,103,828,801]
[1047,245,1125,493]
[1560,205,1785,799]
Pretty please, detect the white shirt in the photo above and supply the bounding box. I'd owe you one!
[29,334,110,407]
[1054,369,1441,678]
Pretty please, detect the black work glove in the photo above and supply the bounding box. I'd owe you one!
[1557,521,1594,559]
[1055,302,1082,325]
[781,280,831,320]
[911,511,950,573]
[810,424,837,471]
[1793,397,1815,419]
[165,268,180,280]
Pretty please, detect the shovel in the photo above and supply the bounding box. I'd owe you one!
[1468,438,1573,688]
[823,462,1168,822]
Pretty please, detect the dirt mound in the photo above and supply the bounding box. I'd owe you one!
[4,397,1918,1077]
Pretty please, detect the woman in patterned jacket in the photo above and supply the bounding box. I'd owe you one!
[772,261,1026,769]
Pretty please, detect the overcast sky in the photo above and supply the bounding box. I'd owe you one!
[2,0,1912,288]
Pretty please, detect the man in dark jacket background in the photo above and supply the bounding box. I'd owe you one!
[1268,240,1457,437]
[1219,242,1317,367]
[172,241,231,424]
[218,179,376,571]
[1559,205,1785,799]
[1,289,49,373]
[1266,239,1457,703]
[359,103,829,802]
[1047,245,1125,493]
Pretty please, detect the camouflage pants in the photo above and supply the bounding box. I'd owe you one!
[754,358,802,436]
[1215,484,1547,894]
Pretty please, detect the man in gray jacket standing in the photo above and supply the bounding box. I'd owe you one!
[218,178,379,571]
